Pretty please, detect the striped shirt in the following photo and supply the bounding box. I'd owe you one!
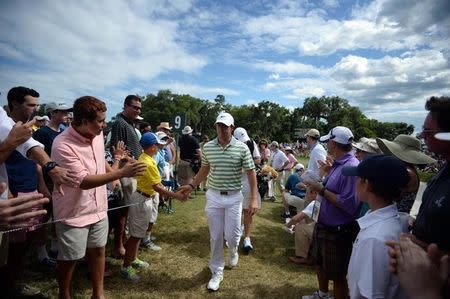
[202,137,255,191]
[109,113,142,160]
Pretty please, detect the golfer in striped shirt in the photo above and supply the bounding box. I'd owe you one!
[180,111,258,292]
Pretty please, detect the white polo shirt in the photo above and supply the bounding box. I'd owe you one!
[307,142,327,176]
[270,149,288,172]
[347,204,408,299]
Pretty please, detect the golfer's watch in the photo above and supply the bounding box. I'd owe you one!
[43,161,58,175]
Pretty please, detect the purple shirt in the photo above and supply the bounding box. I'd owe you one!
[318,152,360,226]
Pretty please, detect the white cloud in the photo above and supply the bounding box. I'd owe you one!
[155,82,240,98]
[0,0,206,111]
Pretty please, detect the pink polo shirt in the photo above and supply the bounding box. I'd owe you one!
[51,126,107,227]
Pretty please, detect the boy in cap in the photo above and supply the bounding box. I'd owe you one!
[179,112,258,291]
[121,132,186,281]
[343,155,409,299]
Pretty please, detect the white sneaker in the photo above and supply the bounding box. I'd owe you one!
[207,272,223,291]
[243,237,253,253]
[228,249,239,267]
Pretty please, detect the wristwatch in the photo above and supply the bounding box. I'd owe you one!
[43,161,58,175]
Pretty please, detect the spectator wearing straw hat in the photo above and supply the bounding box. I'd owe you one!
[352,137,381,161]
[352,137,382,216]
[377,134,436,214]
[304,129,327,177]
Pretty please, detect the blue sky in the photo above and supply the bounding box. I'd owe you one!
[0,0,449,132]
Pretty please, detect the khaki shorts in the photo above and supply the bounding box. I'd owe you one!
[55,217,108,261]
[120,177,137,205]
[128,192,159,238]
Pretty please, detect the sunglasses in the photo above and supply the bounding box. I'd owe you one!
[127,104,141,111]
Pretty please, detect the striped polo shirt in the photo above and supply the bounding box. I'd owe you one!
[202,137,255,191]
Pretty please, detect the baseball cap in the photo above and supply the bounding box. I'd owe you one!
[435,132,450,141]
[342,154,409,188]
[215,111,234,127]
[270,141,279,148]
[320,126,354,145]
[140,132,166,149]
[294,163,305,171]
[233,127,250,142]
[305,129,320,138]
[45,102,73,113]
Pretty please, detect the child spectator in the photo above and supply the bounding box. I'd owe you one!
[342,154,410,299]
[121,132,186,281]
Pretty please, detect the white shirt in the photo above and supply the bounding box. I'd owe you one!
[0,107,43,199]
[270,149,288,171]
[307,142,327,176]
[348,204,408,299]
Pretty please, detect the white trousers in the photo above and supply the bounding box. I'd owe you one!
[205,189,243,274]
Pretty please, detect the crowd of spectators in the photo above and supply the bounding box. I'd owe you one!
[0,87,448,298]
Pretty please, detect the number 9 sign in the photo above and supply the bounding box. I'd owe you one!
[171,113,186,133]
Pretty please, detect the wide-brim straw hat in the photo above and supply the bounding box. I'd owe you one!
[352,137,381,154]
[376,134,436,165]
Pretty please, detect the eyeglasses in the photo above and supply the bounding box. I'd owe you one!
[127,104,141,111]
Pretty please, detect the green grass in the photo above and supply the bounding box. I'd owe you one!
[26,191,317,298]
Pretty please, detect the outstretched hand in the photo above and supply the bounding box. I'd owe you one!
[0,183,50,231]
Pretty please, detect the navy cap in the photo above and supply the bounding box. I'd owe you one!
[342,154,409,187]
[140,132,166,149]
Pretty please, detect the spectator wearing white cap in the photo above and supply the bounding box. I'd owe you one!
[269,141,289,200]
[281,163,307,219]
[303,126,360,299]
[179,111,258,292]
[178,125,201,189]
[233,127,261,254]
[304,129,327,177]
